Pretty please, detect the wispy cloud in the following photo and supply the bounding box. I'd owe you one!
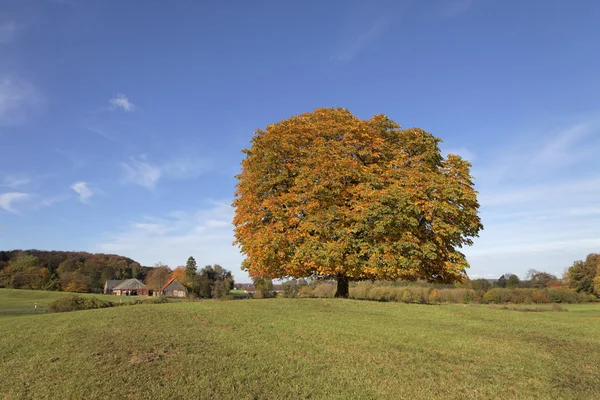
[109,94,136,112]
[38,194,70,209]
[121,154,212,190]
[0,192,29,213]
[1,175,31,189]
[121,156,162,190]
[0,75,42,126]
[334,17,392,62]
[95,200,247,280]
[528,123,593,169]
[440,0,475,19]
[464,116,600,279]
[0,21,18,44]
[70,181,94,203]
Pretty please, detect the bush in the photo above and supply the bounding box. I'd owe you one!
[548,287,579,303]
[531,290,552,304]
[401,290,412,303]
[299,286,315,298]
[313,283,335,298]
[429,289,439,303]
[437,288,478,304]
[48,295,114,313]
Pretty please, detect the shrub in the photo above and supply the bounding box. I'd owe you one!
[437,288,478,304]
[313,283,335,298]
[547,287,579,303]
[299,286,315,298]
[48,295,114,313]
[400,290,410,303]
[531,290,552,304]
[429,289,439,303]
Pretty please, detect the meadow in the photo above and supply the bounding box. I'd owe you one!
[1,292,599,399]
[0,288,135,311]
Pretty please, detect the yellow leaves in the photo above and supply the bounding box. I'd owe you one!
[233,108,482,283]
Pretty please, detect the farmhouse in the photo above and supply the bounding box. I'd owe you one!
[160,278,187,297]
[112,278,149,296]
[104,280,123,295]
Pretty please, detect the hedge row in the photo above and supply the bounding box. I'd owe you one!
[299,283,598,304]
[48,295,169,313]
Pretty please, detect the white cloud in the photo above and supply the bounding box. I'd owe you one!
[121,154,212,190]
[0,21,18,44]
[0,75,41,126]
[108,94,135,112]
[95,200,248,281]
[70,181,94,203]
[0,192,29,213]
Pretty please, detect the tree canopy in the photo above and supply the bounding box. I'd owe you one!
[566,253,600,295]
[233,108,483,297]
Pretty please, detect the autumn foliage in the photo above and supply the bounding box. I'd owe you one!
[233,108,483,297]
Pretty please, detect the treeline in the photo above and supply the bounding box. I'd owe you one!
[146,257,234,299]
[0,250,148,293]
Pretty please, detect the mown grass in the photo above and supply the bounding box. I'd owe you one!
[1,299,599,399]
[0,288,136,310]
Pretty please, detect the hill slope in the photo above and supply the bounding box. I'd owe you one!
[1,299,599,399]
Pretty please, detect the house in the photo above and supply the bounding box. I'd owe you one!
[112,278,149,296]
[160,278,187,297]
[104,280,124,295]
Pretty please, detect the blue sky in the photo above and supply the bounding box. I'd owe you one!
[1,0,599,282]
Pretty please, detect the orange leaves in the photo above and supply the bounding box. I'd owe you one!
[233,108,483,283]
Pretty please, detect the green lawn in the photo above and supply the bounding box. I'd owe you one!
[0,288,137,310]
[0,298,599,399]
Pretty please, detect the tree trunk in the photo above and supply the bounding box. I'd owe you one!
[334,274,349,298]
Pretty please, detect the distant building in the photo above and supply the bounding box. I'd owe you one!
[104,280,124,295]
[112,278,149,296]
[160,278,187,297]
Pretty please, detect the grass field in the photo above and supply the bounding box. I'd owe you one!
[1,296,599,399]
[0,288,136,310]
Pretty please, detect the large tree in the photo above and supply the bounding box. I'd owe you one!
[233,108,483,297]
[566,253,600,295]
[145,263,171,293]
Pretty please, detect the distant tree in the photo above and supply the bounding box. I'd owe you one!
[282,279,306,298]
[506,274,520,289]
[9,253,39,271]
[495,275,507,288]
[145,263,171,293]
[212,279,233,299]
[233,108,483,298]
[527,269,559,289]
[170,266,186,283]
[253,277,275,298]
[59,271,90,293]
[470,278,491,291]
[184,257,198,289]
[194,264,235,299]
[566,254,600,294]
